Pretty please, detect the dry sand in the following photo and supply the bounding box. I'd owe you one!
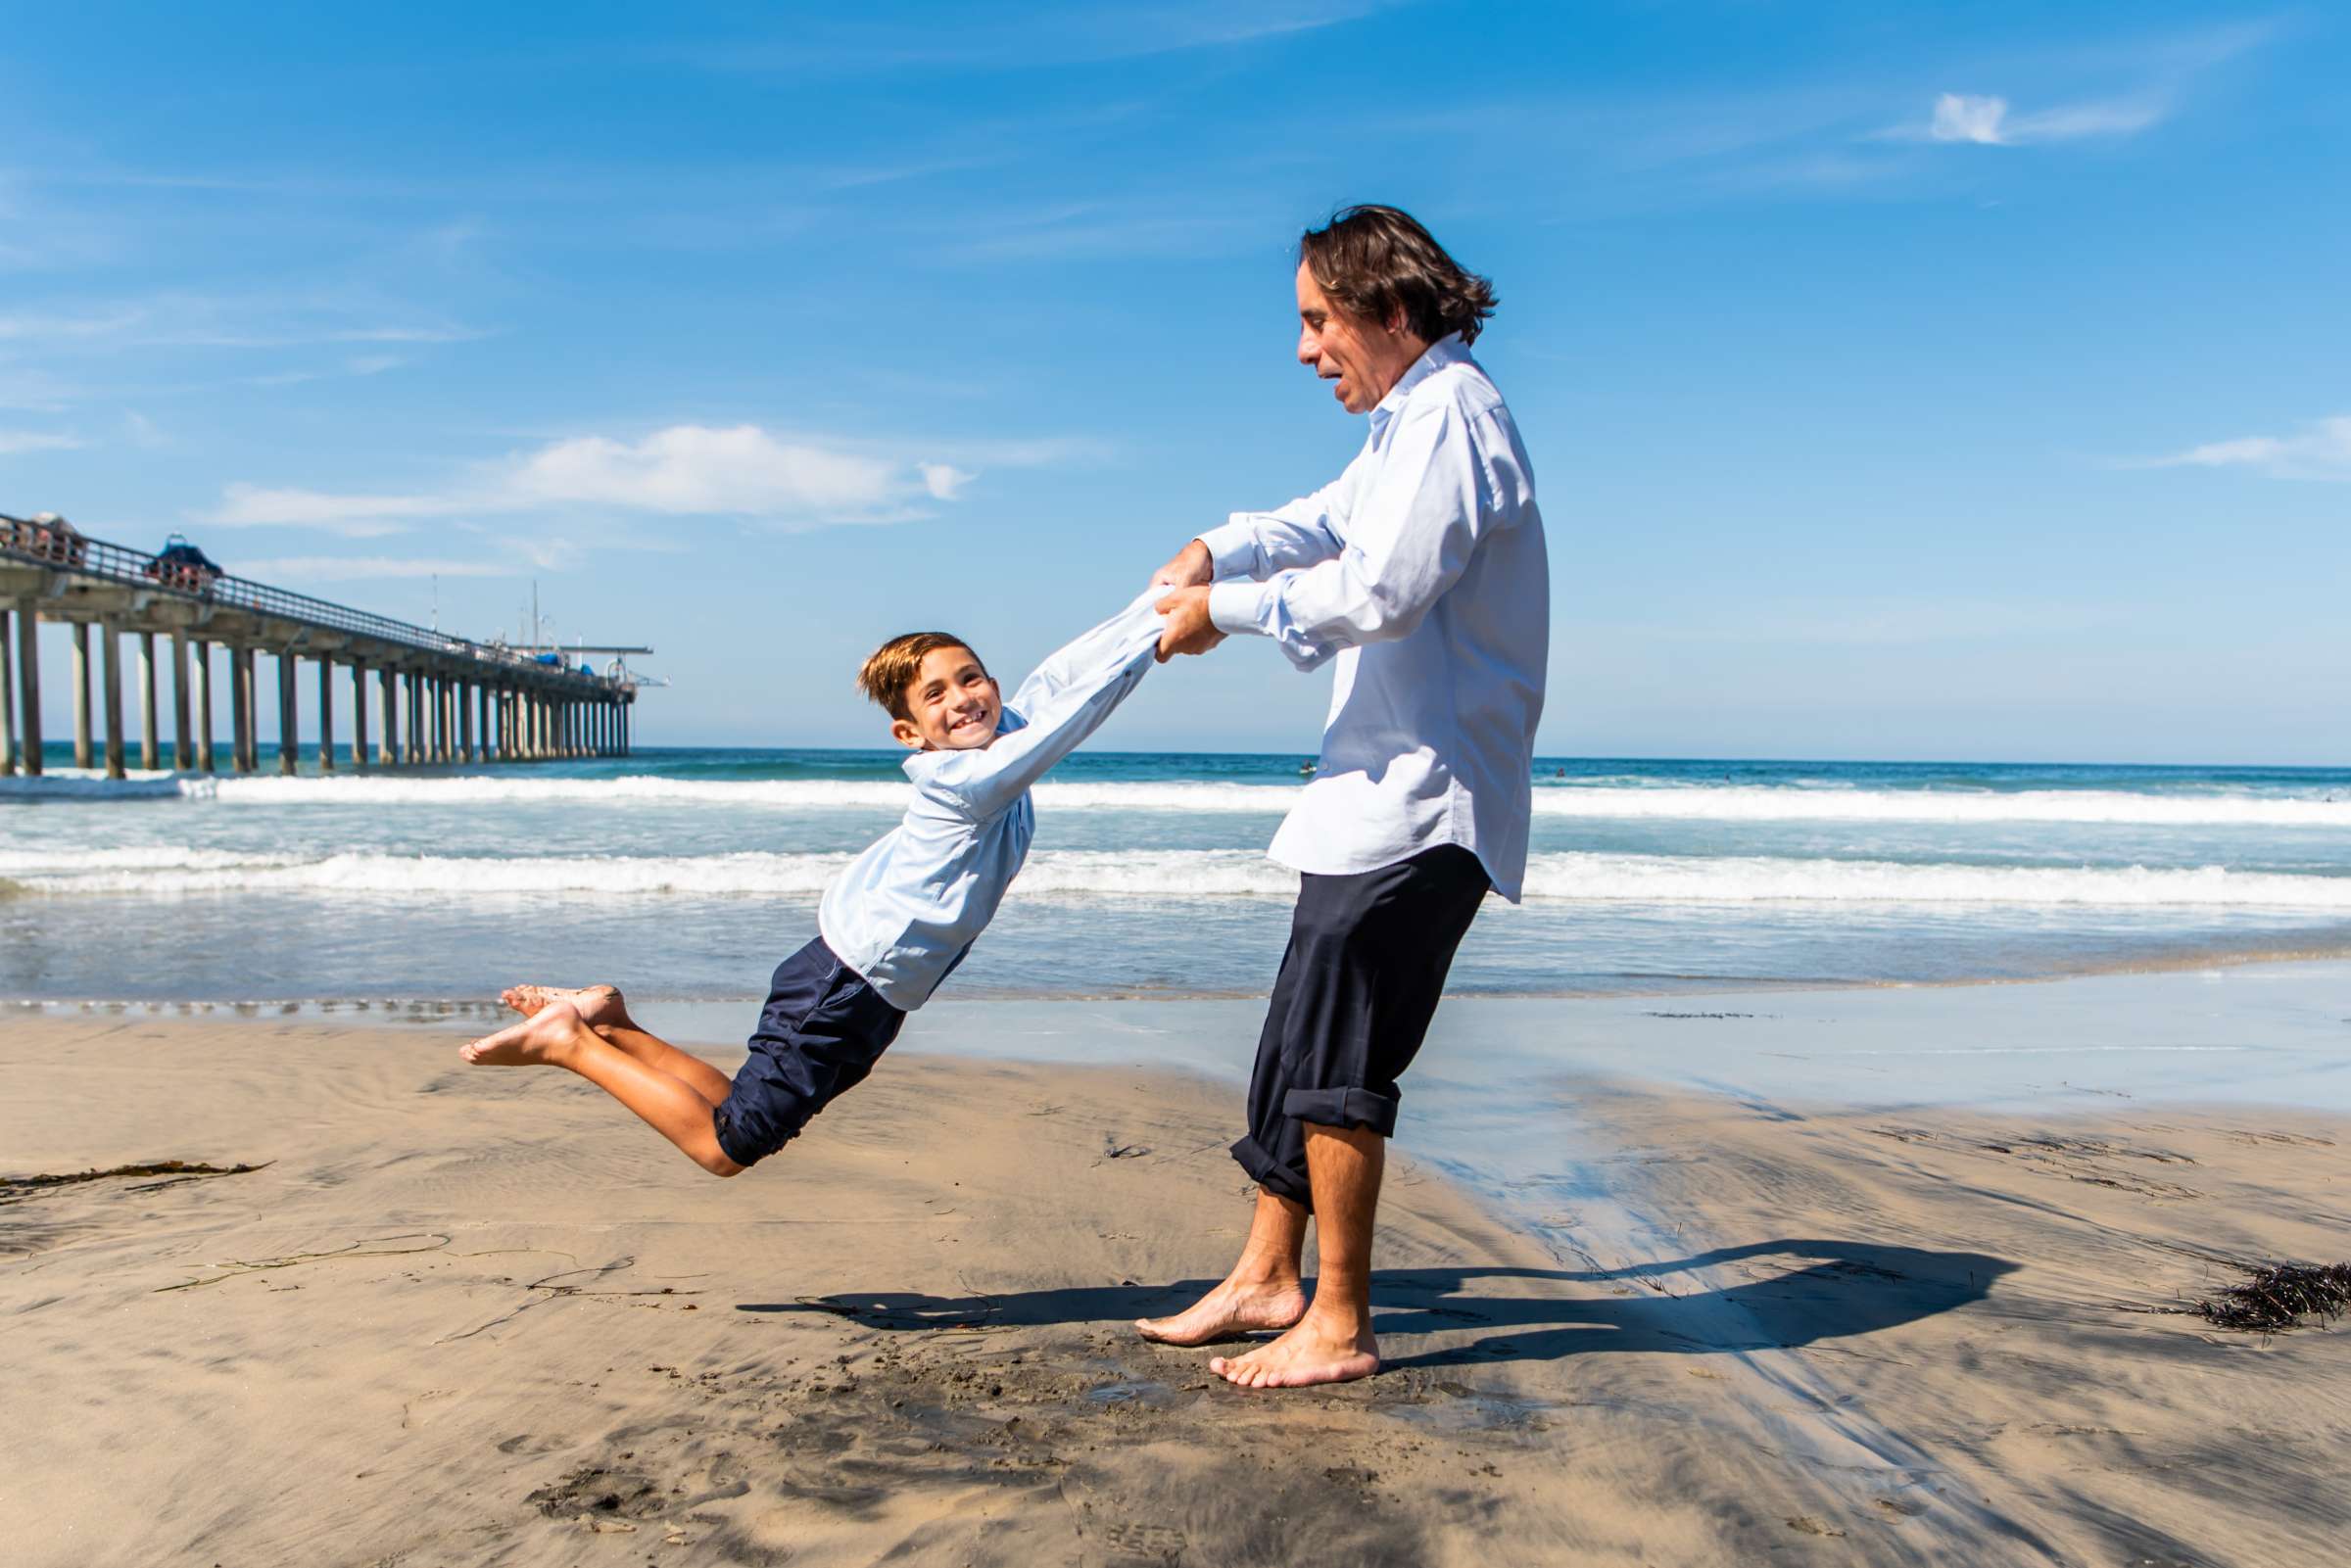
[3,1013,2347,1565]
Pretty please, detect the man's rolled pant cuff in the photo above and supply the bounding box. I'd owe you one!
[1228,1133,1314,1209]
[1281,1085,1401,1139]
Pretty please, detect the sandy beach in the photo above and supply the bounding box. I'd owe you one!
[5,1003,2346,1566]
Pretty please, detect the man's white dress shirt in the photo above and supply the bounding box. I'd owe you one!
[819,591,1163,1010]
[1199,333,1548,899]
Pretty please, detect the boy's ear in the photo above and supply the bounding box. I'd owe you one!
[890,716,927,751]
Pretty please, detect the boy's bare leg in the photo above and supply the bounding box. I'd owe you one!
[463,1000,743,1176]
[1134,1188,1311,1345]
[500,982,734,1109]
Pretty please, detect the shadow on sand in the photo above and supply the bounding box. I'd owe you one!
[740,1238,2017,1367]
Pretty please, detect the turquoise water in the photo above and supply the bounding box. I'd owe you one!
[5,747,2351,1003]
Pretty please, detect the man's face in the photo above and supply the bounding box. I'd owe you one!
[892,644,1001,752]
[1295,261,1427,415]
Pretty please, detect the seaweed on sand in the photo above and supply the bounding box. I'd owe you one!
[0,1160,269,1204]
[2191,1263,2351,1333]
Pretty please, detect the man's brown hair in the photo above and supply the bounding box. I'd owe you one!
[1298,205,1497,346]
[857,632,983,721]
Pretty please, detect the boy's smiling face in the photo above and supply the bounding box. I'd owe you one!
[891,643,1002,752]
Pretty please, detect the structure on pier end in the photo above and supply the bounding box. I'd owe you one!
[1,516,648,779]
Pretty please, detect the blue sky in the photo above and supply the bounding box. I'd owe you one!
[3,2,2345,763]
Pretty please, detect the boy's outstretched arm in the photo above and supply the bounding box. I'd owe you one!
[921,588,1165,822]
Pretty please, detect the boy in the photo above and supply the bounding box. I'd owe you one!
[459,591,1164,1175]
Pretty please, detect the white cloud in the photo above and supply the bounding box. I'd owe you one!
[212,485,465,533]
[2135,415,2351,481]
[507,425,916,516]
[1900,91,2164,146]
[918,462,975,499]
[0,429,83,454]
[1930,93,2011,145]
[209,423,1008,534]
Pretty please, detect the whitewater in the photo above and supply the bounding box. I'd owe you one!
[6,747,2350,1002]
[16,770,2351,830]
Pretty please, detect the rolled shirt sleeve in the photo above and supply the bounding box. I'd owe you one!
[1195,469,1355,583]
[917,589,1164,823]
[1207,402,1487,672]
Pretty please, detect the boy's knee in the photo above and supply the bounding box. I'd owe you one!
[698,1149,747,1178]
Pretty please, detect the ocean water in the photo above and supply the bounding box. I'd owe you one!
[6,747,2351,1006]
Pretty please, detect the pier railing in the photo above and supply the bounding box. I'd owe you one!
[0,523,611,684]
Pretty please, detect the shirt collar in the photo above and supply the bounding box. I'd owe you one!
[898,708,1025,779]
[1369,332,1467,436]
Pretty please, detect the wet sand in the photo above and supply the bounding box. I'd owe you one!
[4,1012,2347,1565]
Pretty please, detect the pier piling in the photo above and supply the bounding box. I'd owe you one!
[317,655,335,772]
[351,659,367,771]
[192,639,214,774]
[171,631,193,770]
[377,663,396,767]
[72,623,93,769]
[277,649,298,776]
[138,632,159,771]
[101,618,126,781]
[14,599,39,776]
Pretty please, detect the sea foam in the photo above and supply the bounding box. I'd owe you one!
[10,847,2351,908]
[12,771,2344,830]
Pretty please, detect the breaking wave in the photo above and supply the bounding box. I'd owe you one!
[8,846,2351,909]
[7,771,2334,829]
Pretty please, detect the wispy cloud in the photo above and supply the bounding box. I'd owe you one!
[1885,91,2166,146]
[0,293,482,354]
[0,429,84,455]
[207,423,1024,534]
[2132,415,2351,481]
[660,0,1411,74]
[223,555,513,582]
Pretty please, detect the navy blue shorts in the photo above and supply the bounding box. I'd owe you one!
[711,936,906,1168]
[1229,844,1490,1209]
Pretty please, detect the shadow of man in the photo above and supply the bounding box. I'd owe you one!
[740,1238,2017,1367]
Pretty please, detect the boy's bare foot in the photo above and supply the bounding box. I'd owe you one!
[1207,1314,1380,1389]
[498,983,629,1029]
[461,1000,590,1067]
[1135,1277,1309,1346]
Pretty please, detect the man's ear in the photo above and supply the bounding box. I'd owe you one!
[890,717,927,751]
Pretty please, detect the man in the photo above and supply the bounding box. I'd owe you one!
[1142,205,1549,1389]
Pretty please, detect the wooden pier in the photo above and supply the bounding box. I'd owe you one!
[0,519,644,779]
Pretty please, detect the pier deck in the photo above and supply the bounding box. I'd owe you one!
[1,519,642,778]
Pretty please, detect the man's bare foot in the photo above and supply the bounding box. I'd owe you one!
[460,1000,590,1067]
[498,983,629,1029]
[1135,1277,1309,1347]
[1208,1313,1380,1390]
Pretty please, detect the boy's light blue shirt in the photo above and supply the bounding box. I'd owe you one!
[817,590,1165,1011]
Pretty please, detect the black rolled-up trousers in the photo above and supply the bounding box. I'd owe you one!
[1228,843,1490,1210]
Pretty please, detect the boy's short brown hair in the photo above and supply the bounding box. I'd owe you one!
[857,632,983,721]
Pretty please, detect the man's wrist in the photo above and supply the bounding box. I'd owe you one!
[1195,517,1260,581]
[1207,580,1269,638]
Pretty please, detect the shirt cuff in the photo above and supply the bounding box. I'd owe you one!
[1196,516,1263,582]
[1208,580,1272,638]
